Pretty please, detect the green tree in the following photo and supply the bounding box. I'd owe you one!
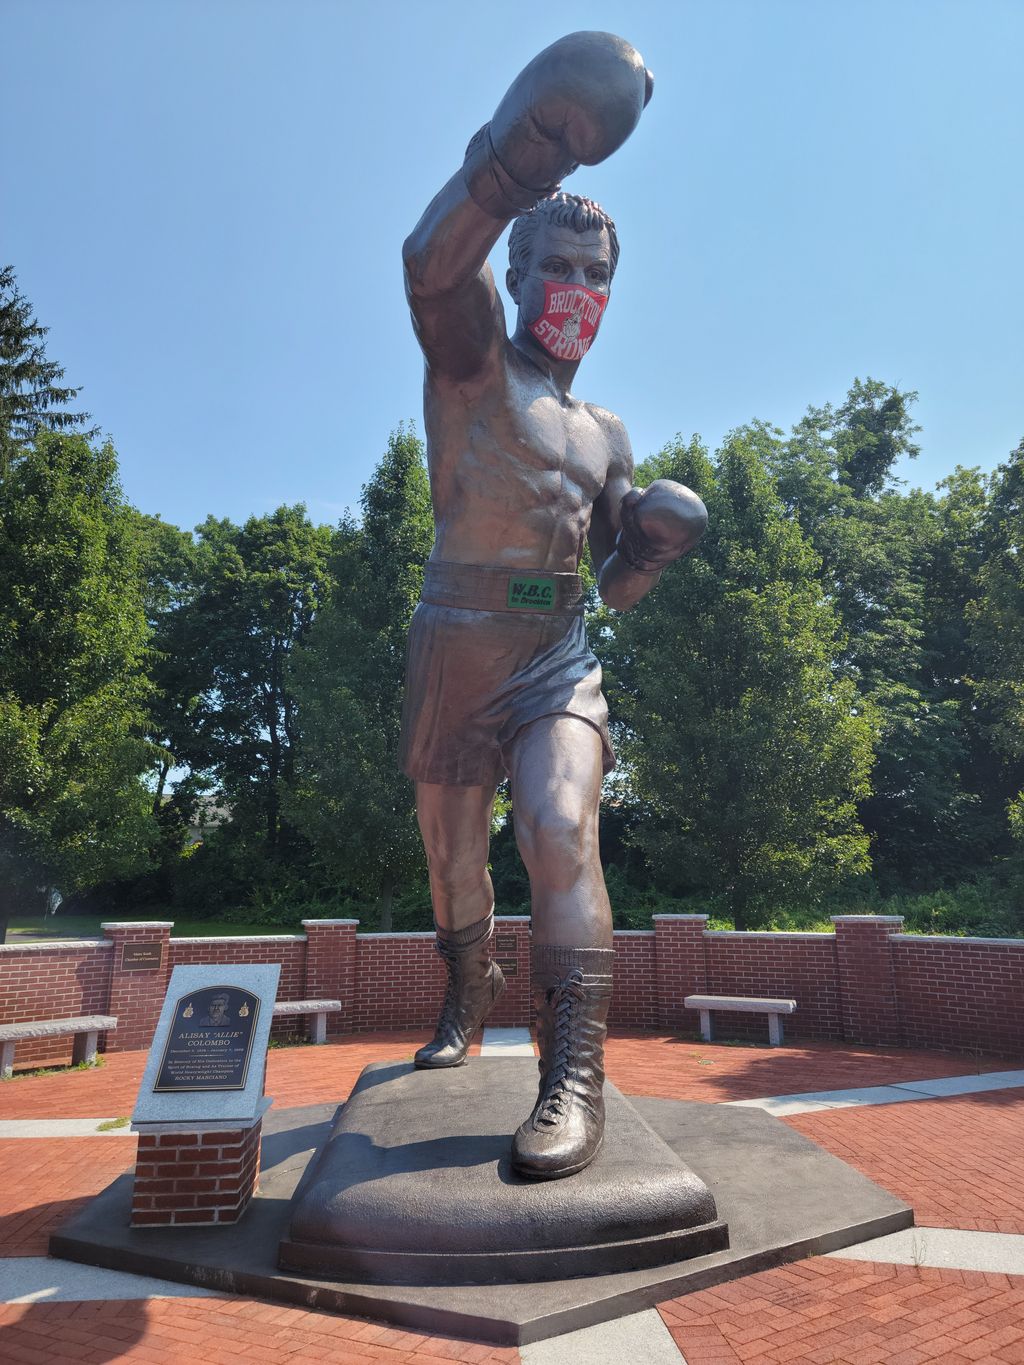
[185,505,333,855]
[0,265,93,475]
[0,433,157,938]
[603,429,876,929]
[968,440,1024,860]
[768,380,980,887]
[287,428,433,928]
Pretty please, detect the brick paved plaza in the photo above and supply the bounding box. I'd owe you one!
[2,1030,1024,1364]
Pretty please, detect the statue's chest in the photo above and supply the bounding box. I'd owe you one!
[500,388,607,503]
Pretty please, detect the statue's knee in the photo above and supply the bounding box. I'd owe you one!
[516,804,593,886]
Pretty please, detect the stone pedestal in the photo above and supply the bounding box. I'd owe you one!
[132,1113,264,1227]
[280,1059,728,1284]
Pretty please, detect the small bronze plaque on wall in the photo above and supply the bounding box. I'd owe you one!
[495,958,519,977]
[121,941,164,971]
[494,934,518,952]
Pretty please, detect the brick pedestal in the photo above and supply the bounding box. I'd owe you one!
[131,1114,263,1227]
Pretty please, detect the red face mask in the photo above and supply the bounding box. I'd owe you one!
[527,280,608,362]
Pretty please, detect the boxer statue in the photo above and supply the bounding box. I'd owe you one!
[400,31,707,1180]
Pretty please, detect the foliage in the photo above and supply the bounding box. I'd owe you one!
[0,265,94,474]
[603,428,877,929]
[286,428,433,928]
[0,432,158,931]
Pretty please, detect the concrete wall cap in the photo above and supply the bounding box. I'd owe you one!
[101,921,174,930]
[0,939,112,953]
[652,914,709,922]
[170,934,306,944]
[704,930,832,939]
[890,933,1024,946]
[830,915,905,924]
[614,930,656,937]
[300,919,359,927]
[357,931,436,940]
[494,915,532,922]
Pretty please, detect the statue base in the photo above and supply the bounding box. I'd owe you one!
[50,1057,913,1345]
[279,1058,728,1284]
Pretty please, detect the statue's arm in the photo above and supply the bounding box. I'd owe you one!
[589,413,708,611]
[403,31,652,381]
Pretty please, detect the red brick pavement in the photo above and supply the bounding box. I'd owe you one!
[0,1032,476,1119]
[602,1029,1016,1103]
[657,1257,1024,1363]
[786,1087,1024,1234]
[0,1136,138,1255]
[0,1297,519,1364]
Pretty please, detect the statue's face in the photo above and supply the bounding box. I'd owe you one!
[509,221,613,359]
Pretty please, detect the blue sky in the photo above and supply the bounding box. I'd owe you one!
[4,0,1022,531]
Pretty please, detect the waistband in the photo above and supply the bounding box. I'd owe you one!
[420,561,585,615]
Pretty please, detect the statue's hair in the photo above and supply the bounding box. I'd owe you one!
[508,192,620,281]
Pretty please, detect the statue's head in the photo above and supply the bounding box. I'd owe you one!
[507,193,619,364]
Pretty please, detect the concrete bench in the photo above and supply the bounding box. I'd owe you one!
[272,999,343,1044]
[685,994,797,1047]
[0,1015,118,1079]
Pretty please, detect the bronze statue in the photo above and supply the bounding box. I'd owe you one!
[400,31,707,1180]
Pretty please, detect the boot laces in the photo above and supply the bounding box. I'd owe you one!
[535,969,586,1128]
[434,937,461,1033]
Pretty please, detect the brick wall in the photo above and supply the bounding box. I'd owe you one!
[703,932,842,1041]
[891,935,1024,1055]
[609,932,659,1027]
[0,940,113,1067]
[2,914,1023,1066]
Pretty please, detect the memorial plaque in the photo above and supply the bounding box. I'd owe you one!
[154,985,260,1092]
[495,957,518,977]
[121,941,163,971]
[494,934,518,952]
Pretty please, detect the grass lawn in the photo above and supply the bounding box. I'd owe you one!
[6,913,301,941]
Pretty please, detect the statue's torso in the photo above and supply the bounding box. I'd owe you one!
[423,343,613,573]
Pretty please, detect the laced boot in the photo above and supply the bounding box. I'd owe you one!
[414,912,506,1069]
[511,945,614,1180]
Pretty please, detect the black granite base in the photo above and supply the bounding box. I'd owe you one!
[280,1060,727,1283]
[50,1059,913,1346]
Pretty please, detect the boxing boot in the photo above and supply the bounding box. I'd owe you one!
[414,912,506,1069]
[511,945,614,1179]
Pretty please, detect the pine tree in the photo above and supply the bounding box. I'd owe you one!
[0,265,93,474]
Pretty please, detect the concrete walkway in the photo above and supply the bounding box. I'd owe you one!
[725,1067,1024,1116]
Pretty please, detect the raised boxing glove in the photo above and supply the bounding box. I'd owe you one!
[464,31,652,219]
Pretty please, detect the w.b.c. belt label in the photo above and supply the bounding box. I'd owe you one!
[507,575,556,611]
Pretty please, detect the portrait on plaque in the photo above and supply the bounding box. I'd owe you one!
[153,985,260,1093]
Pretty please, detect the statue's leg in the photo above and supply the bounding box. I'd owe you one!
[505,716,614,1178]
[413,780,506,1069]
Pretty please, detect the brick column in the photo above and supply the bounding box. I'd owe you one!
[102,921,173,1053]
[132,1115,263,1227]
[302,919,358,1035]
[832,915,904,1046]
[489,915,532,1027]
[653,915,709,1029]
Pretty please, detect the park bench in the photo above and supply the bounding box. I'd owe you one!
[272,998,343,1044]
[685,994,797,1047]
[0,1014,118,1079]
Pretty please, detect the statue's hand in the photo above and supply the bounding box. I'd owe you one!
[492,32,652,175]
[617,481,708,574]
[464,32,651,217]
